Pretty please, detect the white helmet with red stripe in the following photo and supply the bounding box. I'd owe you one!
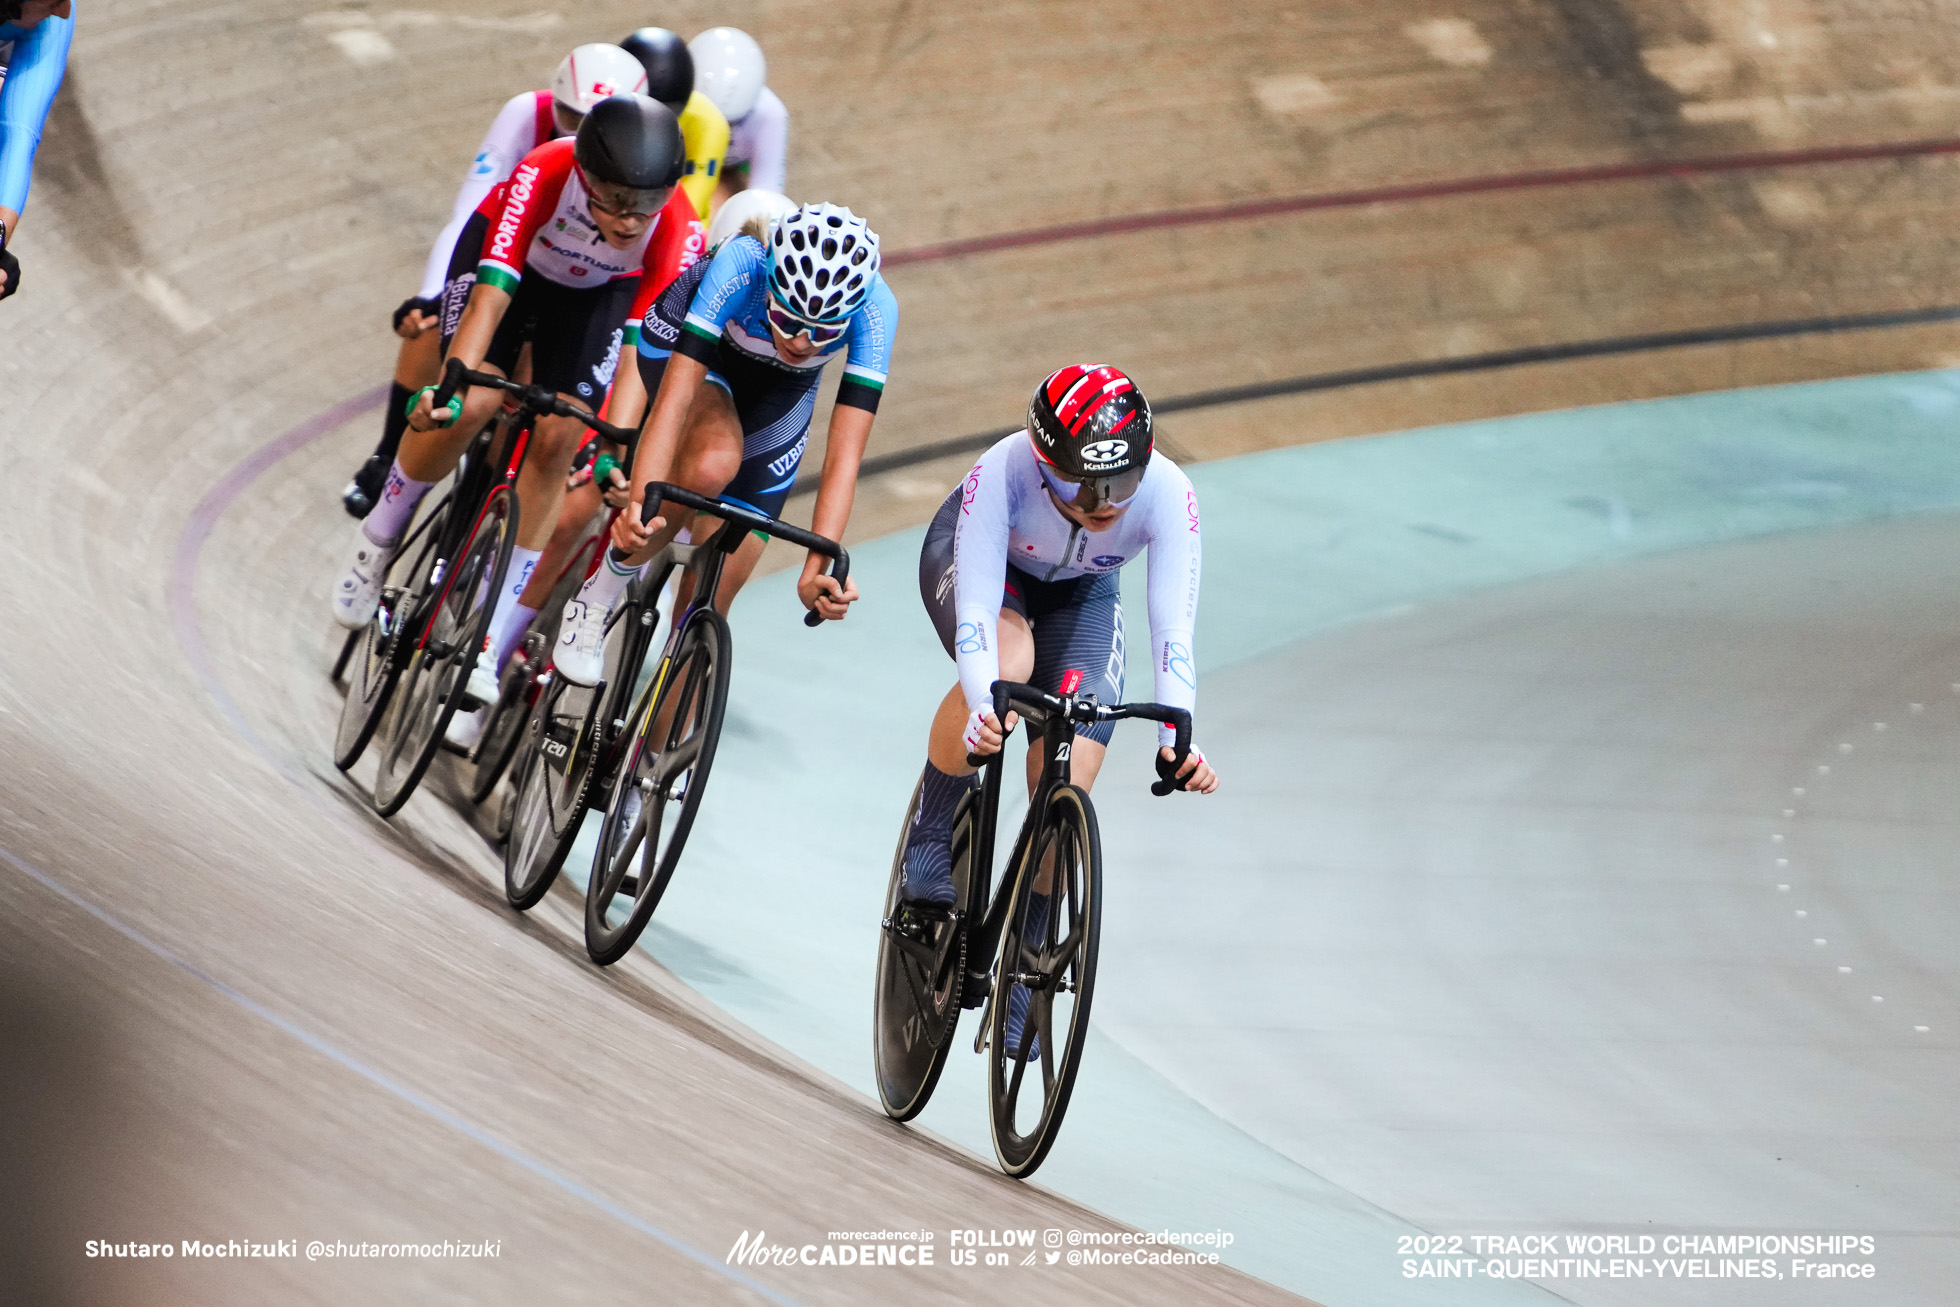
[552,44,650,118]
[1027,364,1154,480]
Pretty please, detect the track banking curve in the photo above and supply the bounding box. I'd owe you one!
[8,0,1960,1303]
[880,134,1960,268]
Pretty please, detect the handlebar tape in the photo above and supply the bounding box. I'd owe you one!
[431,357,466,413]
[1150,710,1195,796]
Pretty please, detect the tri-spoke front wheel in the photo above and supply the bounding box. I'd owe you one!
[333,495,450,772]
[466,660,534,806]
[372,487,514,817]
[502,676,597,910]
[584,608,731,966]
[988,783,1102,1178]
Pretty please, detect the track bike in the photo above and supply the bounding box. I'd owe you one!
[872,676,1191,1177]
[457,503,615,818]
[332,360,635,817]
[501,482,847,971]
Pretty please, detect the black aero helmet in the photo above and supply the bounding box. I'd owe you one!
[619,27,694,115]
[574,94,686,192]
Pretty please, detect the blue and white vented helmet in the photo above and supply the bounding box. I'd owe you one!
[766,203,881,324]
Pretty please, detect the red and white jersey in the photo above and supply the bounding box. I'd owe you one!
[475,138,706,328]
[416,90,559,300]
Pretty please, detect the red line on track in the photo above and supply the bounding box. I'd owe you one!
[883,136,1960,269]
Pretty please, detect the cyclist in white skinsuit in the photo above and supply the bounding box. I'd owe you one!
[688,26,787,198]
[901,364,1219,1057]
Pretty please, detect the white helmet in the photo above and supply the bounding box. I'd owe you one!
[689,27,766,123]
[766,203,881,324]
[552,44,650,118]
[707,189,796,251]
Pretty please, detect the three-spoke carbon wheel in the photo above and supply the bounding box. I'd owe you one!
[466,661,534,806]
[988,783,1102,1178]
[372,487,514,816]
[584,607,731,966]
[333,495,450,772]
[502,676,598,910]
[873,781,972,1121]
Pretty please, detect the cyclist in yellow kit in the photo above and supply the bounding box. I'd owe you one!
[619,27,728,220]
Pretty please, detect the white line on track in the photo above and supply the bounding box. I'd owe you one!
[0,845,801,1306]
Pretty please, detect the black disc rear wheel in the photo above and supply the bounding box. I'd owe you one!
[873,780,974,1121]
[988,783,1102,1179]
[584,607,731,966]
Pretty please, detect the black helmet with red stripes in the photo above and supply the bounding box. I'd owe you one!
[1027,364,1154,480]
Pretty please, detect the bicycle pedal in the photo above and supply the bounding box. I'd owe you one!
[883,906,932,944]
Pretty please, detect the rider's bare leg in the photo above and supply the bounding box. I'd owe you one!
[518,477,605,610]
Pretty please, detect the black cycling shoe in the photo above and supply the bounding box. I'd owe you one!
[341,454,389,519]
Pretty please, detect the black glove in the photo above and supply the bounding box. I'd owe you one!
[0,247,19,302]
[392,295,439,331]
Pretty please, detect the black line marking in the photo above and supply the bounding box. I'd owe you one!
[795,304,1960,497]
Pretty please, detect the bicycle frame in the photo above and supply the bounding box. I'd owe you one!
[948,681,1193,1010]
[582,512,751,780]
[409,417,530,655]
[551,482,850,806]
[960,713,1075,1005]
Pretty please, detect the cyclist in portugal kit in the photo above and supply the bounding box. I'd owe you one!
[340,42,651,517]
[329,95,704,716]
[550,200,898,683]
[897,365,1220,1049]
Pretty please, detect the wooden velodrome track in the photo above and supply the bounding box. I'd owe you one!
[3,0,1958,1301]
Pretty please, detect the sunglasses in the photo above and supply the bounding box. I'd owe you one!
[583,177,667,222]
[766,298,847,345]
[1038,459,1146,510]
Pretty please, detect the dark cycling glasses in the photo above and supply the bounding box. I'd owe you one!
[582,176,668,221]
[1038,460,1146,509]
[766,298,847,344]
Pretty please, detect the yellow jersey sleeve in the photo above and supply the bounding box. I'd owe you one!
[677,90,731,220]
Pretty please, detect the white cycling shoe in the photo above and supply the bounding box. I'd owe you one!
[554,598,608,687]
[441,657,500,753]
[331,531,398,630]
[443,705,486,753]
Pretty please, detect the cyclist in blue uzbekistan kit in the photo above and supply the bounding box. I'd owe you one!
[551,200,897,683]
[0,0,74,301]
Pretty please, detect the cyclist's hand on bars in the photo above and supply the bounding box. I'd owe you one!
[1159,744,1219,795]
[799,562,858,622]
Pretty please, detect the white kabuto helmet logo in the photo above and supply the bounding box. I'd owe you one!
[1081,438,1129,466]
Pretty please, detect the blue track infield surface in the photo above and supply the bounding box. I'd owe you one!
[575,369,1960,1305]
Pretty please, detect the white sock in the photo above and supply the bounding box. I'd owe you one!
[361,461,435,547]
[575,550,639,614]
[491,603,540,671]
[486,548,542,669]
